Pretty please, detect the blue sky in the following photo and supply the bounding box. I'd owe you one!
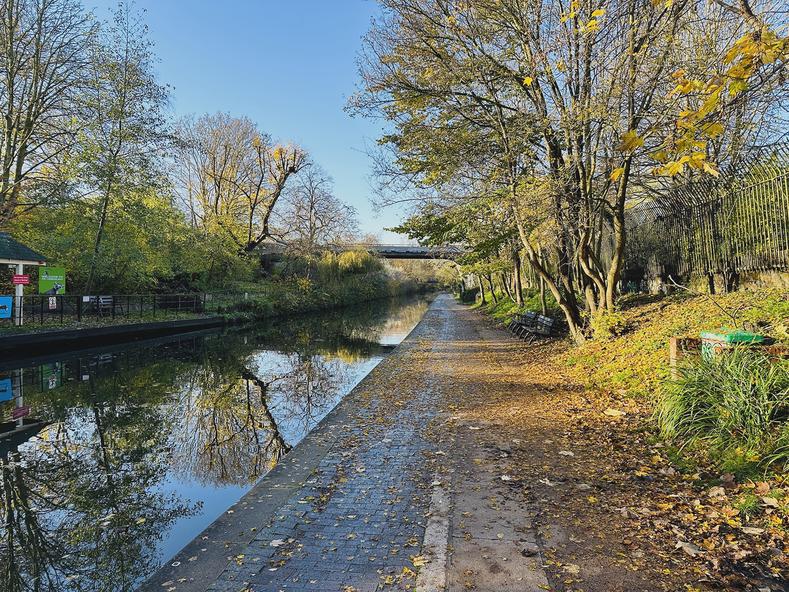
[90,0,406,243]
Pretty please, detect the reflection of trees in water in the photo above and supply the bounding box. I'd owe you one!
[0,294,431,589]
[168,360,293,486]
[0,373,195,592]
[168,350,348,487]
[264,352,350,434]
[347,299,429,344]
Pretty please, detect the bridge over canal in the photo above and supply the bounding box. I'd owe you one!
[260,243,465,260]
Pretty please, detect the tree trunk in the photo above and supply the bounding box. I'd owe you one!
[501,271,515,303]
[486,275,498,303]
[85,174,115,294]
[513,251,524,306]
[478,274,487,304]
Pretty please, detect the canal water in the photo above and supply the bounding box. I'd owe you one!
[0,295,431,591]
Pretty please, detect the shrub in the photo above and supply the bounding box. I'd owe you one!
[590,310,628,340]
[655,348,789,471]
[337,250,382,275]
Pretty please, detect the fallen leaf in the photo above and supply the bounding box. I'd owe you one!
[675,541,703,556]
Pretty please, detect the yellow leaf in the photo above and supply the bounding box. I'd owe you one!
[697,87,722,117]
[651,150,668,162]
[522,76,533,86]
[591,8,605,17]
[584,19,600,31]
[701,122,725,138]
[703,162,720,177]
[616,130,644,152]
[728,79,748,96]
[659,160,686,176]
[610,167,624,182]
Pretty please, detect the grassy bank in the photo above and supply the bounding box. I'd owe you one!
[472,287,786,397]
[221,271,428,322]
[470,289,558,323]
[561,289,787,397]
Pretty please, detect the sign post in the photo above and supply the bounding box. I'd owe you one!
[14,263,23,326]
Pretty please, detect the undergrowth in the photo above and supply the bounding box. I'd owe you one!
[655,349,789,473]
[561,289,788,397]
[223,272,424,321]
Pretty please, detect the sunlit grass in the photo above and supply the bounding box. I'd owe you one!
[655,348,789,473]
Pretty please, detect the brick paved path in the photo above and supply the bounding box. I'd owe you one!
[144,295,547,592]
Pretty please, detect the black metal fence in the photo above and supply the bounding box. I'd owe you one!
[1,292,252,328]
[624,146,789,283]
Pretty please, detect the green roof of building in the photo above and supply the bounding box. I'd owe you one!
[0,232,46,263]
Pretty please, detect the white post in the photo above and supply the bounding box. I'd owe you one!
[13,368,23,427]
[14,263,24,326]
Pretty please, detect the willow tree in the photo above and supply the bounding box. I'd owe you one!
[355,0,786,342]
[174,113,308,254]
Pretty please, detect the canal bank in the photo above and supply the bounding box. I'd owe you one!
[141,294,549,592]
[0,316,226,358]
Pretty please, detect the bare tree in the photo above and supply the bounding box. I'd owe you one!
[273,164,358,254]
[0,0,96,226]
[173,113,308,253]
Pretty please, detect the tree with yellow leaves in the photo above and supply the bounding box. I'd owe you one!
[354,0,786,341]
[174,113,308,254]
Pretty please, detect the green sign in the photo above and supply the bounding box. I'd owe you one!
[41,363,62,391]
[39,267,66,295]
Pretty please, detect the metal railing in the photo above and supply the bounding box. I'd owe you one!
[623,145,789,280]
[1,292,252,328]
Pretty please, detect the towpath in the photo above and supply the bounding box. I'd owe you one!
[143,294,548,592]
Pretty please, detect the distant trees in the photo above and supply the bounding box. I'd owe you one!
[273,164,358,254]
[0,1,361,293]
[174,113,308,254]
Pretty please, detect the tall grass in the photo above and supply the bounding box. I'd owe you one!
[655,348,789,472]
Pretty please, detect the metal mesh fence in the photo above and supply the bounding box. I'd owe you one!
[0,292,254,328]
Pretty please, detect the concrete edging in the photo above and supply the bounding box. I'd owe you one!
[0,317,226,358]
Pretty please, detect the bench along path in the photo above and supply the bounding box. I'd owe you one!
[143,295,547,592]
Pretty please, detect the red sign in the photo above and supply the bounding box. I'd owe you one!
[12,274,30,285]
[12,405,30,419]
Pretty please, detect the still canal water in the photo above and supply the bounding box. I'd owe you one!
[0,295,431,591]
